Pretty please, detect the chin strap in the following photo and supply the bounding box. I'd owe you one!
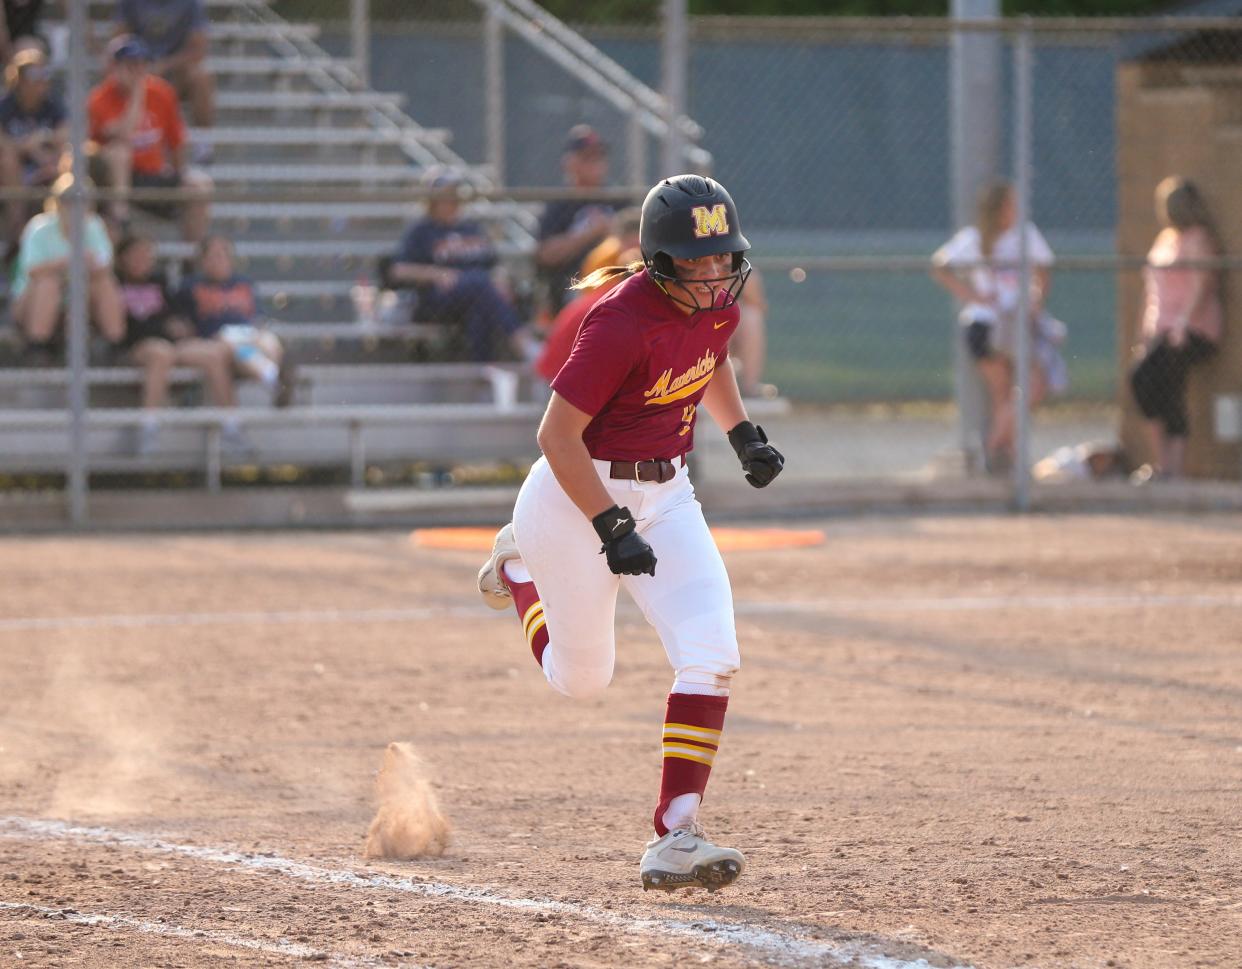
[647,258,752,314]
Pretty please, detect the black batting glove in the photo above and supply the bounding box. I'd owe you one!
[727,421,785,489]
[591,505,657,577]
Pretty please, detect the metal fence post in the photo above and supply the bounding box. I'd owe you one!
[950,0,1000,474]
[1012,19,1034,511]
[484,3,506,185]
[66,0,90,526]
[351,0,370,88]
[661,0,688,177]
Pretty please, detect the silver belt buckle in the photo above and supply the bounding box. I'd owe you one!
[634,460,644,481]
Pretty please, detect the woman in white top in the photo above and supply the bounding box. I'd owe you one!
[932,181,1055,472]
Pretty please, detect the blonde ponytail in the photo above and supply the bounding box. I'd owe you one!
[571,260,645,292]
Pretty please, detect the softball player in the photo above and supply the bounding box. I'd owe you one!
[477,174,785,893]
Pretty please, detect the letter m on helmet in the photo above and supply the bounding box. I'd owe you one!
[691,204,729,239]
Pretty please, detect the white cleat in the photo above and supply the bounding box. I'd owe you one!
[477,522,520,610]
[639,820,745,893]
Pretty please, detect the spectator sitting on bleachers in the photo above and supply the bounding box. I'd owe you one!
[0,1,45,68]
[113,0,214,140]
[576,204,640,282]
[535,243,639,385]
[0,46,65,249]
[535,207,642,382]
[87,34,211,242]
[384,166,532,362]
[535,124,615,316]
[11,171,124,362]
[115,232,243,455]
[179,233,290,405]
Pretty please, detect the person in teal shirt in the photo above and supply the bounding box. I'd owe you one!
[11,171,125,359]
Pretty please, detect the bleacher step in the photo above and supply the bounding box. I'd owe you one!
[87,21,319,42]
[158,239,529,261]
[203,55,347,76]
[0,404,544,484]
[207,163,422,183]
[189,126,449,146]
[215,91,406,110]
[85,0,268,8]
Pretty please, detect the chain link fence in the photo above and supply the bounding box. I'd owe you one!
[6,7,1242,526]
[330,14,1241,479]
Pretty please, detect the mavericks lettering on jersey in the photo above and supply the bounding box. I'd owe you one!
[643,350,718,406]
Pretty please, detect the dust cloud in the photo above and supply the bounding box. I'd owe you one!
[363,742,450,859]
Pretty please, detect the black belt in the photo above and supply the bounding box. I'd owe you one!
[609,457,682,483]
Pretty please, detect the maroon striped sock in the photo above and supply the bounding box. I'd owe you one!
[653,693,729,836]
[504,568,549,667]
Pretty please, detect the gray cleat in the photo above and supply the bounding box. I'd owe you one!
[639,820,745,893]
[477,522,520,610]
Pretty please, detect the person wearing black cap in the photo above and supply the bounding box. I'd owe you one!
[535,124,616,316]
[87,34,211,242]
[384,166,532,362]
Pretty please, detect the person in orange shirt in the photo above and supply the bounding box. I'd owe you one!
[87,34,211,242]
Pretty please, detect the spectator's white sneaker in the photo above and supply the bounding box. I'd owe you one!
[135,422,160,458]
[639,820,745,893]
[477,522,519,610]
[221,424,256,458]
[190,140,215,167]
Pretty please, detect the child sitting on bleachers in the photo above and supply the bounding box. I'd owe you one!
[115,233,245,455]
[178,233,291,406]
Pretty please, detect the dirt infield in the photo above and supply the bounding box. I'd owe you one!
[1,515,1240,969]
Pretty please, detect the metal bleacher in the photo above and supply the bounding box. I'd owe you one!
[0,1,787,512]
[0,0,549,486]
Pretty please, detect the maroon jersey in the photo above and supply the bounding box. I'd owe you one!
[551,270,740,462]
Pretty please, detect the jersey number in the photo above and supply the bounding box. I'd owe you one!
[677,404,696,437]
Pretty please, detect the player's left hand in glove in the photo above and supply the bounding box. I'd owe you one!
[592,504,657,577]
[727,421,785,488]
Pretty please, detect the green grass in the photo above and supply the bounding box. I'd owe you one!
[756,235,1119,404]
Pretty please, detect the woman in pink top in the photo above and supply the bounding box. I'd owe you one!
[1129,177,1223,480]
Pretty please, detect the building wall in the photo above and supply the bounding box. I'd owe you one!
[1116,61,1242,478]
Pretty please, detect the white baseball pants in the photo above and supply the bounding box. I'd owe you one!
[511,456,740,698]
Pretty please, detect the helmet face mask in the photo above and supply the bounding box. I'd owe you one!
[650,251,752,313]
[640,174,751,313]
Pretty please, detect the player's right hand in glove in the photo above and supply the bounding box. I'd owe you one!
[592,505,657,577]
[727,421,785,488]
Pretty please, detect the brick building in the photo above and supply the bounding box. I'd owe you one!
[1116,8,1242,478]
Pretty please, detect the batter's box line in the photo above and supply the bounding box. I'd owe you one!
[0,816,972,969]
[0,899,400,968]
